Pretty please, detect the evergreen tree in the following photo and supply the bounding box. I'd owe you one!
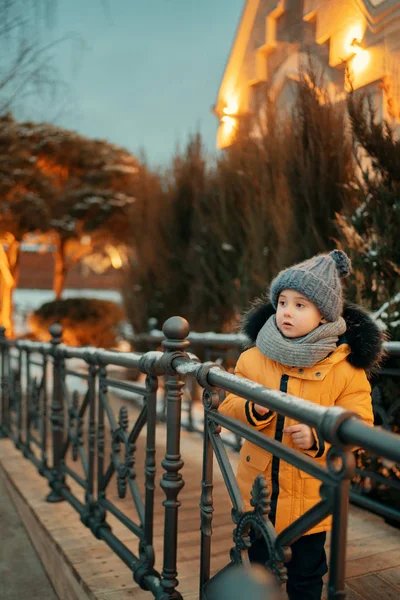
[0,113,139,333]
[123,64,355,333]
[285,60,354,259]
[336,92,400,340]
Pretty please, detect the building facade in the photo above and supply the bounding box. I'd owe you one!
[214,0,400,147]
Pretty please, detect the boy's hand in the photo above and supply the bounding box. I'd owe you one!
[253,403,271,415]
[283,424,315,450]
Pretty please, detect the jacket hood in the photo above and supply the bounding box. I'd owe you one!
[240,297,385,373]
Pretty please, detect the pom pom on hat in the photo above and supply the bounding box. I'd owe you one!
[330,249,351,278]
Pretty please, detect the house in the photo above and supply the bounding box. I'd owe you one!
[214,0,400,147]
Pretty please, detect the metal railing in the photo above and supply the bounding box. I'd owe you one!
[130,327,400,525]
[1,318,400,600]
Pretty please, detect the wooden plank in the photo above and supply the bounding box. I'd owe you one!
[2,391,400,600]
[346,548,400,579]
[346,531,400,560]
[1,457,96,600]
[0,470,58,600]
[95,591,151,600]
[347,574,399,599]
[378,567,400,589]
[341,588,364,600]
[322,585,364,600]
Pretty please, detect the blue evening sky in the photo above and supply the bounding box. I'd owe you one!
[37,0,244,166]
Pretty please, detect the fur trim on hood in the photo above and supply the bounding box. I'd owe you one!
[240,297,385,373]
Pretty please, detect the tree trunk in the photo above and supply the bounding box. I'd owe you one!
[0,279,14,336]
[54,236,67,300]
[0,239,20,337]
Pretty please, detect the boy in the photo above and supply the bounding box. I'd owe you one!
[219,250,383,600]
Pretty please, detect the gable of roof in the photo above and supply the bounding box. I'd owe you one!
[214,0,260,119]
[214,1,288,119]
[214,0,400,148]
[304,1,400,37]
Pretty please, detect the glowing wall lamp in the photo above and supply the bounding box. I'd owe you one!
[351,40,370,72]
[221,114,237,134]
[217,97,239,148]
[223,97,239,116]
[344,25,370,73]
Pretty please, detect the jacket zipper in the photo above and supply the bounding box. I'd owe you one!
[269,373,289,526]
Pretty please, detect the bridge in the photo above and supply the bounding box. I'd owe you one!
[0,318,400,599]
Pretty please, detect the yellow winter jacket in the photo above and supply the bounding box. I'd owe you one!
[218,302,382,536]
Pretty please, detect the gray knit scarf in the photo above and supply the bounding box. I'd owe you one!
[256,315,347,368]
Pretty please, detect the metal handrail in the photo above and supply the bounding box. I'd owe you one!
[0,318,399,600]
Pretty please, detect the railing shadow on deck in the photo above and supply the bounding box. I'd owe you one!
[1,318,400,600]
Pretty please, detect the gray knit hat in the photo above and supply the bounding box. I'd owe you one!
[269,250,351,322]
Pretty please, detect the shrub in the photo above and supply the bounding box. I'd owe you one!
[28,298,125,348]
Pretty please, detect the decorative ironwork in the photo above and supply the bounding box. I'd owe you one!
[0,326,7,439]
[11,376,22,442]
[30,376,41,431]
[0,318,399,600]
[159,317,189,600]
[114,406,136,499]
[47,323,68,503]
[132,327,400,511]
[250,473,271,516]
[69,391,83,461]
[143,374,158,555]
[230,475,288,585]
[350,352,400,525]
[81,500,110,539]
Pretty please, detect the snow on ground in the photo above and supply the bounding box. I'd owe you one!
[13,288,123,335]
[14,288,122,310]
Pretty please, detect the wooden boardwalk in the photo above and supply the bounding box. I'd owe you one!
[1,398,400,600]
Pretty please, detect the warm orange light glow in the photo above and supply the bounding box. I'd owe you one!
[80,235,91,246]
[217,117,238,149]
[221,115,238,142]
[36,156,69,186]
[344,25,364,56]
[351,48,370,72]
[217,96,239,148]
[5,183,29,200]
[223,97,239,116]
[221,115,237,130]
[106,245,123,269]
[343,25,370,73]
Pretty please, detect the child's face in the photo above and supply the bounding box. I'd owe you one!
[276,289,326,338]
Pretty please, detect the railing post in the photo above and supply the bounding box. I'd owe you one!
[199,390,218,597]
[143,374,158,553]
[41,353,49,472]
[0,326,8,438]
[327,448,355,600]
[87,362,97,505]
[159,317,190,599]
[24,348,32,457]
[15,348,23,449]
[47,323,68,503]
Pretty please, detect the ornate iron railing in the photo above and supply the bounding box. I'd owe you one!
[129,328,243,447]
[130,327,400,525]
[0,324,167,598]
[1,318,400,600]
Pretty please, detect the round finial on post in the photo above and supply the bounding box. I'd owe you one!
[49,322,63,345]
[163,316,189,340]
[162,316,190,352]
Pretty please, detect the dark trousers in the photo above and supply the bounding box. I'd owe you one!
[249,532,328,600]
